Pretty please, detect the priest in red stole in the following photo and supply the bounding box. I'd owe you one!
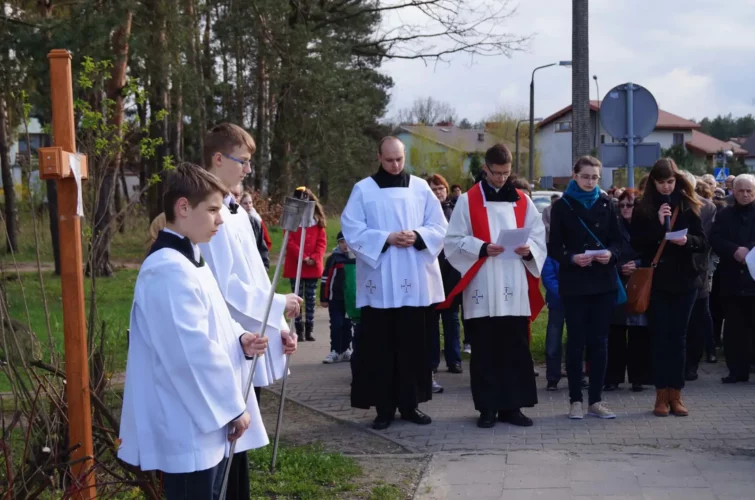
[441,144,546,428]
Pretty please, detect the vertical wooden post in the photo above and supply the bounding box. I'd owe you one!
[48,49,96,498]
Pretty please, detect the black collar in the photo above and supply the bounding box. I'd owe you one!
[480,178,519,203]
[148,230,205,268]
[372,166,410,188]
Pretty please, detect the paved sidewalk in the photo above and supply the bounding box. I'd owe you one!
[273,309,755,455]
[414,450,755,499]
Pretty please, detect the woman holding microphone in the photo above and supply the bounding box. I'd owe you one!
[630,158,706,417]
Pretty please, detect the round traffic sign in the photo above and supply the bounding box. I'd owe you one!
[600,83,659,141]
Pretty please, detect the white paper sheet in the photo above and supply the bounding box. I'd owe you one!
[585,249,609,256]
[746,248,755,281]
[68,153,84,217]
[495,227,532,259]
[665,228,688,240]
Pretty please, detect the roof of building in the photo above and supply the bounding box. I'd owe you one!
[685,130,749,157]
[537,100,701,131]
[398,125,524,154]
[741,131,755,158]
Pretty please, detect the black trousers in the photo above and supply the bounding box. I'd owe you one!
[647,289,697,390]
[164,462,221,500]
[606,325,652,385]
[723,297,755,379]
[465,316,537,413]
[710,269,724,347]
[686,295,713,373]
[351,306,432,414]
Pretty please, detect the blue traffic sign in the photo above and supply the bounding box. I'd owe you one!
[714,167,729,182]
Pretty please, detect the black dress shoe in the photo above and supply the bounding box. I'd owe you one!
[477,411,496,428]
[631,383,644,392]
[447,363,463,374]
[400,408,432,425]
[685,371,699,381]
[603,384,618,391]
[372,414,393,430]
[499,409,533,427]
[722,374,749,384]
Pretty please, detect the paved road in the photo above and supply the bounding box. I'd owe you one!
[274,308,755,455]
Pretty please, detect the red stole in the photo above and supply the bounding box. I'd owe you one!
[437,183,545,322]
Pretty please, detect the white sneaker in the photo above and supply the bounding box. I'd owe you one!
[463,343,472,354]
[568,402,584,419]
[323,351,340,364]
[587,402,616,419]
[340,349,353,362]
[431,374,444,393]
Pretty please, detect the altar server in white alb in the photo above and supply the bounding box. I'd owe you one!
[196,123,300,498]
[442,144,546,429]
[341,136,448,430]
[118,164,270,499]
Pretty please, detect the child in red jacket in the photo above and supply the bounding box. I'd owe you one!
[284,187,327,341]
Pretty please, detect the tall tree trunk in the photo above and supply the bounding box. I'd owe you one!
[90,10,132,277]
[147,2,170,221]
[202,2,213,125]
[269,82,293,201]
[173,76,184,162]
[185,0,205,160]
[0,95,17,253]
[253,44,268,192]
[571,0,590,161]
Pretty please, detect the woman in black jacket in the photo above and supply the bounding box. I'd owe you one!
[630,158,706,418]
[604,189,652,392]
[548,156,622,420]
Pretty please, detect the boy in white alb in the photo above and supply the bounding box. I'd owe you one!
[118,164,269,499]
[197,123,301,498]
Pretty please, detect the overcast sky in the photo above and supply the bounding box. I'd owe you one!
[380,0,755,125]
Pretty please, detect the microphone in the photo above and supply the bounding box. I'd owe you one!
[663,194,671,231]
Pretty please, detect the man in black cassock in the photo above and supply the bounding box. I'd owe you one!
[340,136,448,430]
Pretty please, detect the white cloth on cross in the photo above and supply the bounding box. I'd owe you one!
[198,203,289,387]
[444,191,546,319]
[118,247,268,473]
[341,175,447,308]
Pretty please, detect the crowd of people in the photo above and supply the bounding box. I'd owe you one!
[117,122,755,498]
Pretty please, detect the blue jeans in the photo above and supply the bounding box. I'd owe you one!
[563,292,614,405]
[545,307,566,383]
[328,300,353,354]
[429,307,462,369]
[165,460,223,499]
[647,289,697,389]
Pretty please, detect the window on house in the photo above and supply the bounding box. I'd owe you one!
[18,134,46,153]
[555,121,572,132]
[673,133,684,146]
[600,134,606,144]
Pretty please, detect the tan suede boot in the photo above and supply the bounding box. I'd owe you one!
[668,388,689,417]
[653,388,669,417]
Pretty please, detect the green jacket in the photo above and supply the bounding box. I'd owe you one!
[342,256,360,322]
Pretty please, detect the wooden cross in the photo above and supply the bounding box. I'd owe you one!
[38,49,95,498]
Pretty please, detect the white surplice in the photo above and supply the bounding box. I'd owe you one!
[199,203,288,387]
[444,187,546,319]
[118,246,268,474]
[340,175,447,308]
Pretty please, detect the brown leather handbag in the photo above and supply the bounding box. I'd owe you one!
[625,206,679,315]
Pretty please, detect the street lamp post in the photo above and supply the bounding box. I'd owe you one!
[516,118,541,174]
[529,61,572,184]
[593,75,600,150]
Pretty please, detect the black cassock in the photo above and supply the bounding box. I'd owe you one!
[351,306,433,412]
[465,316,537,412]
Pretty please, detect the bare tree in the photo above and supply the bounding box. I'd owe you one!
[0,94,17,253]
[572,0,590,160]
[397,96,458,125]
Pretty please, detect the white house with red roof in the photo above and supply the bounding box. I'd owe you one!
[535,101,749,188]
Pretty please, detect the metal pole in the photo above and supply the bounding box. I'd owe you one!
[270,225,308,473]
[528,77,535,184]
[218,230,292,499]
[515,122,520,174]
[626,82,635,189]
[593,75,600,150]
